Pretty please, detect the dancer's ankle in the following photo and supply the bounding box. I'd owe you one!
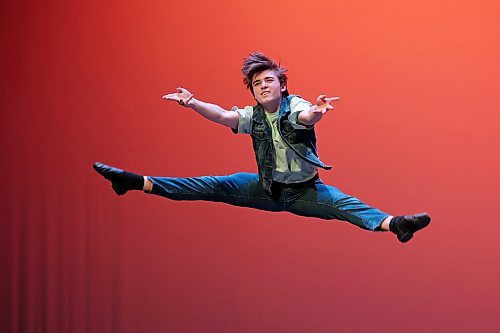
[143,176,153,193]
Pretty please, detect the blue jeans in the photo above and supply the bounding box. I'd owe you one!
[148,172,389,231]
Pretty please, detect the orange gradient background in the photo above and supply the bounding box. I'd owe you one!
[1,0,500,332]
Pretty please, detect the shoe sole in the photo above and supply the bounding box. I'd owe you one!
[111,183,128,196]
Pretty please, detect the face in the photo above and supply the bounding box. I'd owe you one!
[251,69,286,107]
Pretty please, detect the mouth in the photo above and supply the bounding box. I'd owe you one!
[261,91,270,96]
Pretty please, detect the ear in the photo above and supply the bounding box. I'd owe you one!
[281,85,287,92]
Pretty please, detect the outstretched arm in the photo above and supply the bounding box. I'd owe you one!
[162,87,239,129]
[298,95,340,126]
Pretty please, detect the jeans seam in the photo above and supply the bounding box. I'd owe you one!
[292,198,378,226]
[154,189,277,202]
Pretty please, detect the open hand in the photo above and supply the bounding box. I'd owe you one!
[313,95,340,115]
[162,87,194,107]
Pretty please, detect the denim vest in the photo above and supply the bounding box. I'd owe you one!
[251,95,332,194]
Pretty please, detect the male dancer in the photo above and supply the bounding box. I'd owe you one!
[94,52,430,243]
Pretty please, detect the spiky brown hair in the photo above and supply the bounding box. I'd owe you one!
[242,52,288,96]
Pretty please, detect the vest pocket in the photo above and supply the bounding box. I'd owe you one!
[252,122,268,141]
[281,120,294,134]
[252,130,267,141]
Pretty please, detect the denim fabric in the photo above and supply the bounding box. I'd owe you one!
[251,95,332,194]
[148,173,389,231]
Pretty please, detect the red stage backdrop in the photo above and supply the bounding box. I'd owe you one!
[1,0,500,332]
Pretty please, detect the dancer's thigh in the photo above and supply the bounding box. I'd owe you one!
[286,181,388,230]
[149,172,284,212]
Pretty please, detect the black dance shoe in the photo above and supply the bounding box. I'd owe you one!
[93,162,143,195]
[391,213,431,243]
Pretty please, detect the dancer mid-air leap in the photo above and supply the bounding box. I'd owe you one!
[94,52,430,243]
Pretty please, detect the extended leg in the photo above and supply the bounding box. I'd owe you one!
[94,162,284,212]
[285,180,430,242]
